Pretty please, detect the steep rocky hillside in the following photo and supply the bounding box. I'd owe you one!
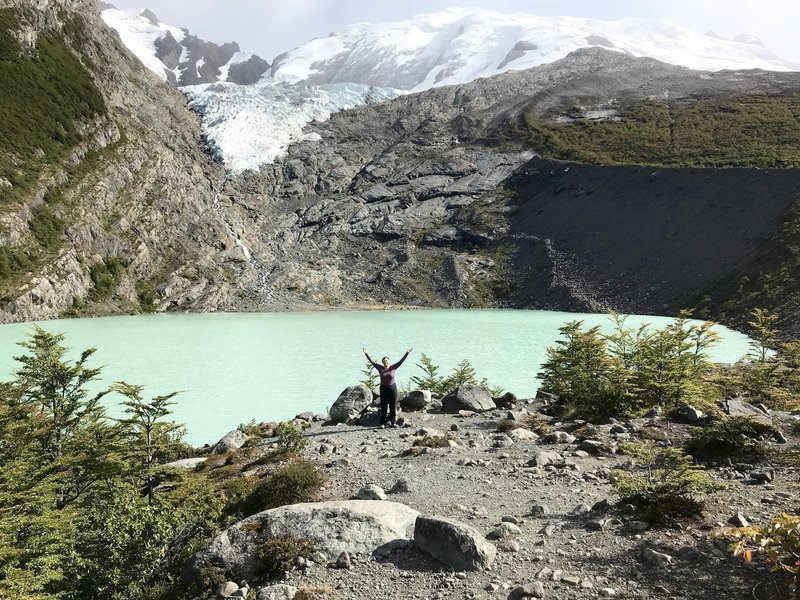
[227,49,800,333]
[0,0,256,322]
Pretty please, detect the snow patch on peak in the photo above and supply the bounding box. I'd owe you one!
[102,8,185,81]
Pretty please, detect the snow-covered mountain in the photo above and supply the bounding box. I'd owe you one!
[101,4,269,85]
[102,5,800,172]
[269,7,800,91]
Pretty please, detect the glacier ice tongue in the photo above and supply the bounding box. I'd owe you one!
[183,82,400,173]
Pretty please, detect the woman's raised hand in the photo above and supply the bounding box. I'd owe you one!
[362,347,368,353]
[407,347,413,354]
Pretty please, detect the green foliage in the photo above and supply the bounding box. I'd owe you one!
[112,382,181,504]
[360,359,378,389]
[237,419,264,438]
[29,204,64,249]
[538,312,720,421]
[0,10,106,203]
[410,354,501,396]
[0,328,203,600]
[729,512,800,596]
[256,535,316,580]
[612,441,724,524]
[707,310,800,411]
[63,485,191,600]
[686,416,777,459]
[272,421,307,456]
[240,460,322,517]
[89,257,128,299]
[513,95,800,168]
[412,435,453,448]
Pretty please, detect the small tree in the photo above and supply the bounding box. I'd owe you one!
[112,382,180,505]
[410,353,448,396]
[13,326,108,463]
[360,360,378,390]
[272,421,307,456]
[748,307,779,364]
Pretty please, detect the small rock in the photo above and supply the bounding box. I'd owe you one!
[729,512,750,527]
[641,547,673,569]
[256,584,298,600]
[309,551,328,564]
[750,468,775,483]
[335,551,351,569]
[600,589,617,597]
[388,478,413,494]
[356,484,387,500]
[561,575,581,586]
[502,515,519,524]
[579,439,605,453]
[530,503,549,517]
[507,581,545,599]
[676,405,704,422]
[569,503,592,516]
[216,581,239,599]
[488,522,523,539]
[496,538,521,553]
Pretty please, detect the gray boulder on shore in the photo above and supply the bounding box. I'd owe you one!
[402,389,432,410]
[441,384,496,413]
[212,429,249,455]
[330,384,373,422]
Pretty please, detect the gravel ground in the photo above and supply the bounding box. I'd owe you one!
[238,401,800,600]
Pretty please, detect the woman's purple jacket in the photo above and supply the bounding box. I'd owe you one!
[365,352,409,386]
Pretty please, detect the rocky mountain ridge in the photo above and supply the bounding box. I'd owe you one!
[100,3,270,85]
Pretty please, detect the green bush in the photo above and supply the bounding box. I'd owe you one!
[612,441,724,524]
[686,417,777,459]
[89,257,127,299]
[273,421,307,455]
[256,535,316,580]
[538,313,720,422]
[240,460,322,517]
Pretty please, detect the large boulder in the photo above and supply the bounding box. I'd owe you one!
[414,515,496,571]
[401,390,432,410]
[212,430,249,455]
[185,501,419,580]
[162,457,208,469]
[330,384,373,423]
[441,384,496,413]
[718,398,770,420]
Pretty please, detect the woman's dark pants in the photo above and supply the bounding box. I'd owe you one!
[379,383,397,426]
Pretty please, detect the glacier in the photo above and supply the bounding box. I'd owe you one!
[184,83,400,173]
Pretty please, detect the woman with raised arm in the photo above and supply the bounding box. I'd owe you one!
[362,347,413,428]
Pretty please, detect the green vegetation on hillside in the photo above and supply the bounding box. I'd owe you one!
[511,95,800,168]
[0,9,106,204]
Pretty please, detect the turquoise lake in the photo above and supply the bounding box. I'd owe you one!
[0,310,753,445]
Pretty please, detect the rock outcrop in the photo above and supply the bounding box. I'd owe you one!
[185,500,420,580]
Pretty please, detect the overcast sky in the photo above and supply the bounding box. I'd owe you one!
[108,0,800,64]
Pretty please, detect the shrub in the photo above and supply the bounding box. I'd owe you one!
[686,416,778,459]
[273,421,307,455]
[256,535,316,580]
[295,585,334,600]
[729,513,800,598]
[239,460,322,517]
[412,435,453,448]
[612,441,724,524]
[219,476,260,520]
